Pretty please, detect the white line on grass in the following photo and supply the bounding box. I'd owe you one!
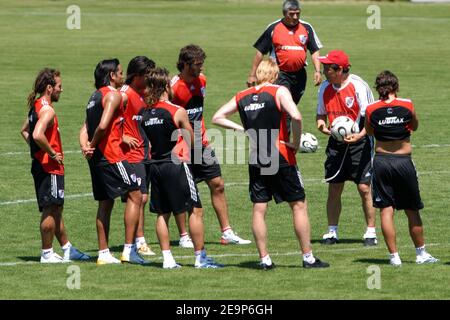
[2,144,450,157]
[0,243,444,267]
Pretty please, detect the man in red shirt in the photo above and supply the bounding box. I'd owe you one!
[316,50,377,246]
[21,68,90,263]
[79,59,147,265]
[171,45,251,247]
[120,56,156,256]
[247,0,322,104]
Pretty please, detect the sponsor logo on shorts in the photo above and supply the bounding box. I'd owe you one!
[58,190,65,198]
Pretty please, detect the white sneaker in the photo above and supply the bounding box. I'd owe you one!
[137,243,156,256]
[97,253,121,265]
[220,230,252,245]
[40,252,64,264]
[389,256,402,267]
[163,260,182,269]
[179,235,194,248]
[416,253,439,264]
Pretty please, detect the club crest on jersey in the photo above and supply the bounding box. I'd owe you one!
[200,86,206,97]
[252,95,259,102]
[345,97,354,108]
[190,84,195,91]
[151,109,156,114]
[299,34,307,45]
[387,107,393,114]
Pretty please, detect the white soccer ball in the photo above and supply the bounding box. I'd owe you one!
[300,132,318,153]
[330,116,358,142]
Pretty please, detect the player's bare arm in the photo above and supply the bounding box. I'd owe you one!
[311,51,322,86]
[212,97,245,133]
[79,122,95,159]
[278,86,302,151]
[20,117,30,144]
[175,107,195,147]
[33,106,63,164]
[90,91,121,148]
[316,114,330,135]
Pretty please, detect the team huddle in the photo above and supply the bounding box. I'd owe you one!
[21,0,438,269]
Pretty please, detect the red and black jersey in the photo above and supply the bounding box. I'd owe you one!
[366,98,415,141]
[85,86,125,165]
[141,100,190,163]
[236,84,296,168]
[254,19,322,73]
[120,85,150,163]
[171,74,208,146]
[28,97,64,175]
[317,74,374,130]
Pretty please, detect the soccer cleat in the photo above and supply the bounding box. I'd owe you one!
[416,253,439,264]
[389,257,402,267]
[163,261,182,269]
[259,262,275,271]
[179,235,194,248]
[96,253,121,265]
[364,237,378,246]
[321,231,338,245]
[195,256,224,269]
[121,248,150,265]
[40,252,64,264]
[64,247,91,262]
[220,230,252,245]
[138,243,156,256]
[302,258,330,269]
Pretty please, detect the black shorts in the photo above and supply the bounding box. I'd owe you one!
[275,68,307,104]
[120,162,149,202]
[191,146,222,183]
[88,160,140,201]
[249,165,306,204]
[372,153,424,210]
[31,160,64,212]
[149,161,201,215]
[324,136,372,184]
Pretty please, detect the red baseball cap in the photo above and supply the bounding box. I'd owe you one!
[318,50,351,68]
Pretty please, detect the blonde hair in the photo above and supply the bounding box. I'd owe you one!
[256,60,279,85]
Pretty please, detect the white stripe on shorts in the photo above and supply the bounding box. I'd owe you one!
[297,169,305,188]
[51,174,57,198]
[183,163,198,202]
[116,161,131,185]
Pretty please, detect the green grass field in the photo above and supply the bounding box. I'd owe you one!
[1,0,450,300]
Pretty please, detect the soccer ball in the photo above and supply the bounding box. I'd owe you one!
[300,132,318,153]
[330,116,358,142]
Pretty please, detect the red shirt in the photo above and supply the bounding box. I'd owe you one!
[317,74,374,126]
[86,86,125,165]
[171,74,209,146]
[28,97,64,175]
[120,85,150,163]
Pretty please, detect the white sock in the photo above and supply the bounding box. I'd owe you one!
[162,250,175,264]
[222,227,232,235]
[415,245,426,256]
[123,244,133,256]
[261,254,272,266]
[62,241,72,259]
[303,251,316,264]
[98,248,111,259]
[366,227,376,235]
[42,247,54,259]
[135,237,146,249]
[180,232,189,238]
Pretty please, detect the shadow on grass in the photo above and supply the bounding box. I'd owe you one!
[311,238,364,245]
[17,256,40,262]
[353,258,390,265]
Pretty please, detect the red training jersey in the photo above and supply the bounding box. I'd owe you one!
[120,85,150,163]
[28,97,64,175]
[171,74,208,146]
[85,86,125,165]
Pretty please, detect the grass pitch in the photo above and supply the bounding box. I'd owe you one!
[1,0,450,300]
